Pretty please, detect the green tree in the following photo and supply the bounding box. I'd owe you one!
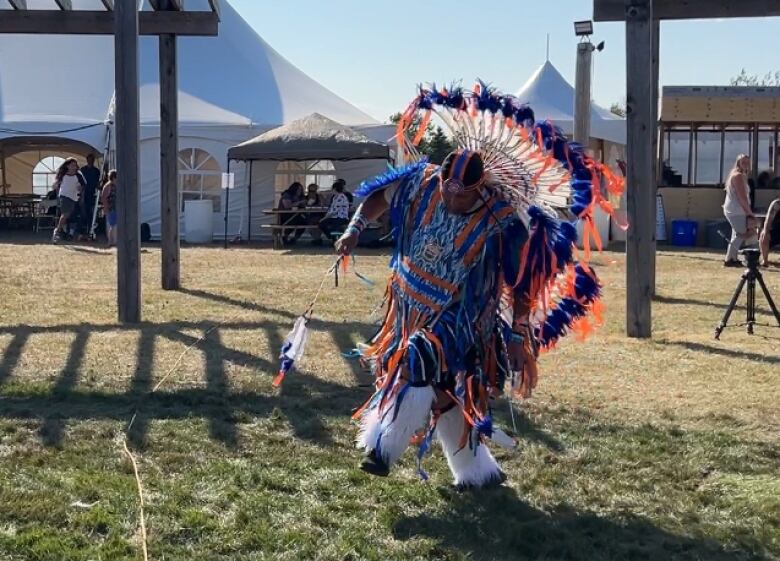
[426,126,455,165]
[388,114,454,164]
[610,100,626,117]
[730,68,780,86]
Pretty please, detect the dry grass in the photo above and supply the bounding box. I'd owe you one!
[0,237,778,561]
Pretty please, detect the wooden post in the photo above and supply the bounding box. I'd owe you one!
[625,0,654,338]
[159,33,180,290]
[650,18,659,296]
[115,0,141,323]
[574,41,594,146]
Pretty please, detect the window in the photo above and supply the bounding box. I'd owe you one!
[693,128,722,185]
[178,148,221,212]
[32,156,66,196]
[722,128,751,182]
[757,129,776,175]
[661,130,690,186]
[274,160,336,201]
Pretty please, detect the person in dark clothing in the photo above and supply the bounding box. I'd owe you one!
[79,154,102,238]
[305,183,325,245]
[278,182,307,245]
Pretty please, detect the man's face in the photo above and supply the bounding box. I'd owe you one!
[441,180,481,214]
[86,156,95,167]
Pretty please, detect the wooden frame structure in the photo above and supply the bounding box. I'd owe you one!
[593,0,780,338]
[0,0,220,322]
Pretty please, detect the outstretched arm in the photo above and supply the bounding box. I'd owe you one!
[334,183,394,255]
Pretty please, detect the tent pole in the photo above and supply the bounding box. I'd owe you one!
[224,159,231,249]
[247,160,253,241]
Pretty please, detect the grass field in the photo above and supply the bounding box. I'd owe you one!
[0,238,778,561]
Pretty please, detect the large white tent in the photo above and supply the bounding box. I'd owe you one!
[515,60,626,145]
[0,0,390,239]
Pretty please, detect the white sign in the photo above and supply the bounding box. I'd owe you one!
[221,172,235,190]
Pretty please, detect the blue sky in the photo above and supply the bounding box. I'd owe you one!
[232,1,780,122]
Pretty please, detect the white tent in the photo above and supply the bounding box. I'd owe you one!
[515,61,626,145]
[0,0,391,239]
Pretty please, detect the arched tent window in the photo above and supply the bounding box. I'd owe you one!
[32,156,66,196]
[274,160,336,200]
[178,148,221,211]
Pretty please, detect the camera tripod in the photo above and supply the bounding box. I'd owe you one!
[714,253,780,339]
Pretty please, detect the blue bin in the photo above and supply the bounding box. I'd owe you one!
[671,219,698,247]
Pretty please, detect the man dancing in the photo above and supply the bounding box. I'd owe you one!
[334,82,622,489]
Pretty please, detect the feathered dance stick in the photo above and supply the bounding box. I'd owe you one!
[272,255,374,387]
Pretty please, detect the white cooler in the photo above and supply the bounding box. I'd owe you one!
[184,200,214,243]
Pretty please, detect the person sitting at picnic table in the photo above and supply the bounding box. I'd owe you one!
[278,182,307,245]
[759,198,780,267]
[305,183,326,246]
[319,179,351,242]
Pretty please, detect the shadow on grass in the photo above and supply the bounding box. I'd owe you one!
[394,486,765,561]
[660,339,780,364]
[0,311,375,449]
[653,294,779,318]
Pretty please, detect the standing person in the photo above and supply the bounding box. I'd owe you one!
[329,82,622,489]
[278,182,307,245]
[52,158,85,244]
[305,183,325,245]
[723,154,755,267]
[79,154,101,239]
[318,180,351,241]
[100,170,118,247]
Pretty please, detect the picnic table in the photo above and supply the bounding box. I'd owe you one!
[261,206,385,250]
[262,207,329,249]
[0,194,41,218]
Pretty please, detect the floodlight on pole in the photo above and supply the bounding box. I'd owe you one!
[574,20,593,38]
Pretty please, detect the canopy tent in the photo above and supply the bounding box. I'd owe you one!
[0,0,385,239]
[228,113,390,162]
[227,113,392,241]
[515,61,626,145]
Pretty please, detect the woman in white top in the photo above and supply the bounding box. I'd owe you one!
[722,154,755,266]
[51,158,85,243]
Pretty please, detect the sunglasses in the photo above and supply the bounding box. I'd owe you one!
[443,177,484,194]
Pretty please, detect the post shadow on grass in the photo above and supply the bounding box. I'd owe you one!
[125,329,156,449]
[0,328,29,386]
[178,287,298,320]
[40,328,90,446]
[661,340,780,365]
[0,313,377,448]
[393,486,762,561]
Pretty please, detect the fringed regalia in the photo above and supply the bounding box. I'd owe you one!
[352,81,624,488]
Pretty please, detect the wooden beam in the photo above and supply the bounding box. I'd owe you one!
[115,0,141,323]
[208,0,220,20]
[625,0,654,338]
[595,0,780,21]
[101,0,113,10]
[54,0,72,9]
[0,10,218,36]
[7,0,26,9]
[159,33,180,291]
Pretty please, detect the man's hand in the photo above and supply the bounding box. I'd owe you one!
[334,231,359,256]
